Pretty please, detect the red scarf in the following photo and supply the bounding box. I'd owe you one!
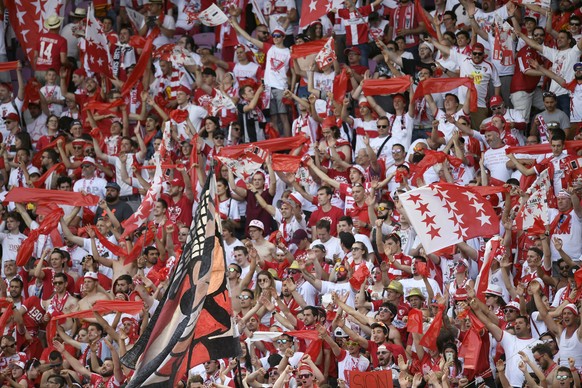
[550,208,573,235]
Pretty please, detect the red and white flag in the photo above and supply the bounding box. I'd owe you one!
[196,3,228,27]
[492,22,514,66]
[515,169,550,234]
[399,183,500,253]
[85,5,113,78]
[5,0,64,63]
[211,88,236,116]
[299,0,343,27]
[475,236,503,302]
[217,146,268,181]
[120,155,164,239]
[315,37,336,69]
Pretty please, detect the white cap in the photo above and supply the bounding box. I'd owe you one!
[249,219,264,230]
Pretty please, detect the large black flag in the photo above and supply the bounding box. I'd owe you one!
[122,171,241,387]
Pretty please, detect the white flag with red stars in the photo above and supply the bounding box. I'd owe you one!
[217,146,268,181]
[515,169,550,233]
[399,183,500,253]
[85,5,113,77]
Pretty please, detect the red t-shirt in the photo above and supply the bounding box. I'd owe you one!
[161,193,194,227]
[307,204,344,236]
[35,32,67,71]
[41,268,75,300]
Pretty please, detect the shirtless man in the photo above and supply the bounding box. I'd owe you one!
[86,226,135,282]
[77,272,111,310]
[248,220,276,262]
[41,272,78,330]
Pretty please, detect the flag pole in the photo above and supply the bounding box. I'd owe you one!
[235,358,244,388]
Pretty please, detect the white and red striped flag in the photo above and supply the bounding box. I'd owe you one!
[399,183,500,253]
[84,4,113,78]
[5,0,64,62]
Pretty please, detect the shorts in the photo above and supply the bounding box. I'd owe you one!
[269,88,288,115]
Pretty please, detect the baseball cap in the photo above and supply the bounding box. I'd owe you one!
[344,47,361,55]
[3,112,18,122]
[84,271,99,280]
[81,156,96,166]
[289,229,308,245]
[489,95,504,107]
[105,182,121,191]
[472,43,485,52]
[350,165,366,176]
[170,177,185,188]
[574,62,582,71]
[272,26,286,36]
[480,123,500,134]
[485,284,503,297]
[505,301,520,311]
[249,219,265,230]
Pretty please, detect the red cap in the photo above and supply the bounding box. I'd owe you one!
[489,95,503,107]
[480,123,500,134]
[322,116,337,129]
[344,47,361,55]
[473,43,485,52]
[73,68,87,77]
[170,177,185,188]
[3,112,19,122]
[176,84,190,95]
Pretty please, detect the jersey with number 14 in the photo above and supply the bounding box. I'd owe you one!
[35,32,67,72]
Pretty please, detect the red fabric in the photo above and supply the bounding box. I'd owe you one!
[24,77,42,111]
[0,61,19,72]
[476,237,501,303]
[465,185,509,197]
[419,303,444,350]
[410,150,463,183]
[407,308,423,334]
[505,140,582,155]
[33,163,66,188]
[121,35,155,96]
[290,38,328,59]
[219,135,308,157]
[85,98,124,111]
[31,136,67,168]
[575,267,582,288]
[349,264,370,290]
[123,228,155,264]
[361,76,412,96]
[333,67,349,104]
[47,300,144,342]
[129,35,146,49]
[414,261,429,278]
[16,207,64,266]
[272,154,302,172]
[5,187,100,207]
[414,77,478,112]
[299,1,329,28]
[414,0,437,38]
[170,109,189,123]
[90,225,128,257]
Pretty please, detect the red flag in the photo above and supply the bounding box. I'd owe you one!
[299,0,330,28]
[458,325,482,372]
[290,38,328,59]
[219,135,308,157]
[23,77,42,111]
[120,158,164,239]
[409,150,463,183]
[33,163,66,188]
[5,187,100,207]
[475,236,501,303]
[514,170,550,233]
[121,35,155,96]
[349,264,370,290]
[32,136,67,168]
[407,308,423,334]
[575,267,582,289]
[315,37,336,69]
[85,5,113,78]
[361,76,412,96]
[85,99,125,111]
[414,77,478,112]
[170,109,190,123]
[505,140,582,155]
[16,207,64,266]
[272,154,302,172]
[4,0,63,63]
[333,67,349,104]
[217,146,268,181]
[419,304,445,350]
[399,183,500,253]
[414,0,438,38]
[0,61,19,72]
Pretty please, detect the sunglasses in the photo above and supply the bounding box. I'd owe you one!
[276,339,290,344]
[288,269,300,274]
[377,206,387,211]
[299,374,313,379]
[472,51,484,56]
[345,341,359,346]
[377,125,388,128]
[391,149,402,154]
[228,267,239,273]
[377,351,389,355]
[351,247,362,251]
[238,295,251,300]
[0,344,14,349]
[378,307,391,313]
[81,164,93,168]
[53,281,64,285]
[503,308,518,313]
[269,371,280,376]
[335,266,346,272]
[556,375,570,381]
[272,33,283,38]
[571,23,581,26]
[214,136,225,140]
[543,92,556,98]
[533,33,545,37]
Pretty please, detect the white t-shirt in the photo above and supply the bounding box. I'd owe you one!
[264,45,291,91]
[449,50,501,108]
[499,332,540,387]
[483,145,511,182]
[542,44,582,97]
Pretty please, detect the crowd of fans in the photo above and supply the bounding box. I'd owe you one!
[1,0,582,387]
